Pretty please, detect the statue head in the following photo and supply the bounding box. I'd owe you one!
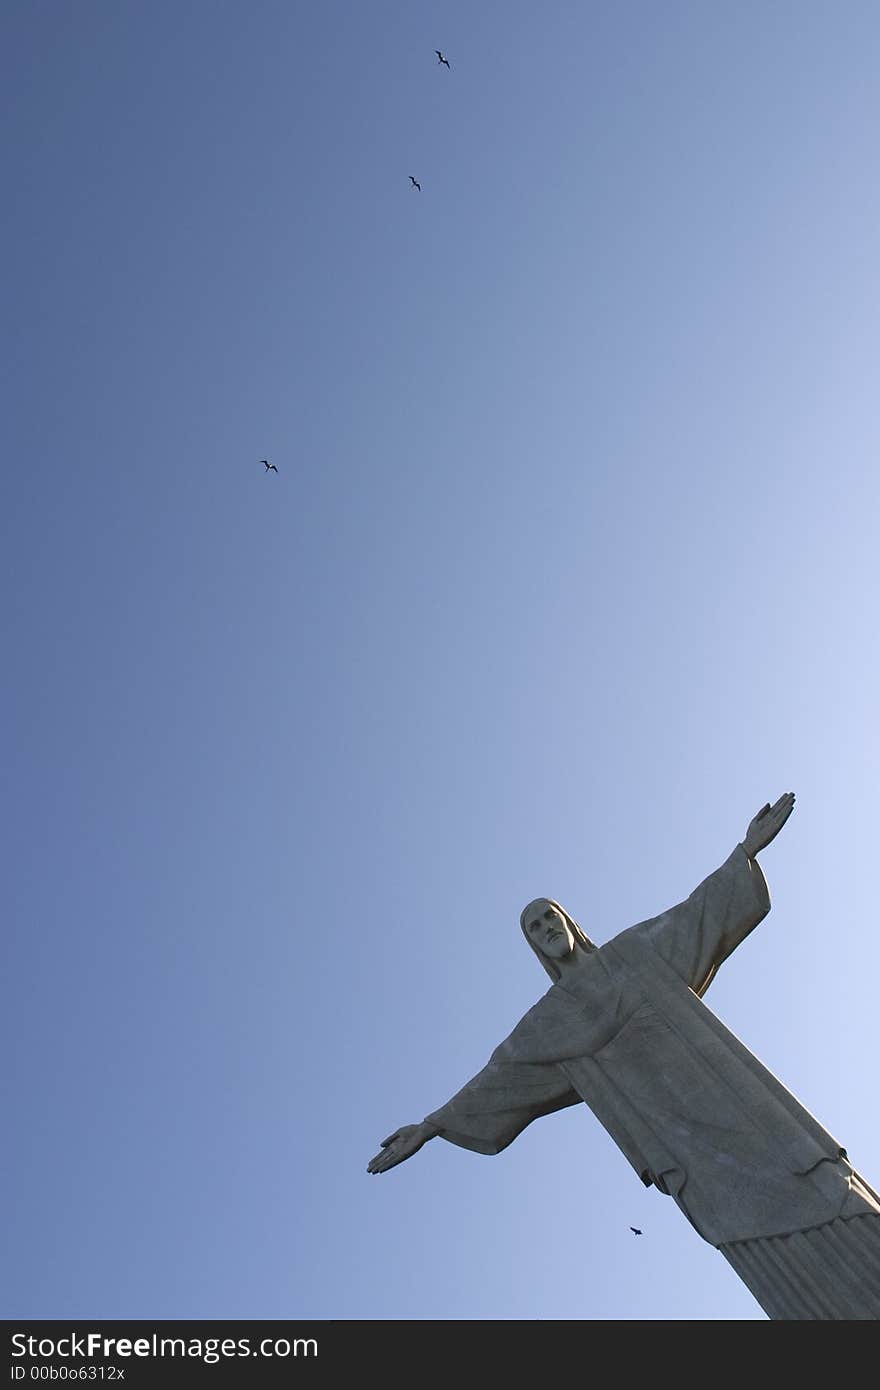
[520,897,596,981]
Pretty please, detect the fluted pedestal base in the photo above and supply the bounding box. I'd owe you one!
[720,1210,880,1319]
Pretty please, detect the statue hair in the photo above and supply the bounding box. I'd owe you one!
[520,897,596,982]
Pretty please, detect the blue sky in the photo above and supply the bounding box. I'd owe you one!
[4,1,879,1321]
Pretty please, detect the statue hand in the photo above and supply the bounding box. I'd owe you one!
[367,1123,434,1175]
[742,792,795,858]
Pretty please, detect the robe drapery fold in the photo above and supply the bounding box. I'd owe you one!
[424,847,879,1251]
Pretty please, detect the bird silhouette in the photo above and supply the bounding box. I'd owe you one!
[436,50,450,68]
[630,1227,643,1236]
[261,460,278,473]
[409,176,421,191]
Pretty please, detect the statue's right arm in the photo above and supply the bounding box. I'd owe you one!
[368,1042,582,1173]
[367,1121,438,1175]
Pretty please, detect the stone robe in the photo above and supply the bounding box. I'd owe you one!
[425,847,878,1252]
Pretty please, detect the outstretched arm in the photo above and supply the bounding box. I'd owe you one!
[367,1122,437,1175]
[367,1025,581,1174]
[631,794,796,995]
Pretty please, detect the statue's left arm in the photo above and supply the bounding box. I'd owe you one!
[633,793,795,996]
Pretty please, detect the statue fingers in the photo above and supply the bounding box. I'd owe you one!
[368,1150,395,1173]
[368,1135,400,1171]
[771,794,795,824]
[373,1149,405,1174]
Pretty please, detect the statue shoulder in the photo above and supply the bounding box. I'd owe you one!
[489,985,579,1061]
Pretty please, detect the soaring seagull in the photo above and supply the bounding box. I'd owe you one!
[409,175,421,191]
[436,50,450,68]
[630,1227,643,1236]
[261,459,278,473]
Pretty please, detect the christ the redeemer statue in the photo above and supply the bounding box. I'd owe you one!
[369,795,880,1319]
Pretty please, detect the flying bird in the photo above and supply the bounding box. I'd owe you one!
[436,50,450,68]
[630,1227,643,1236]
[261,460,278,473]
[409,176,421,191]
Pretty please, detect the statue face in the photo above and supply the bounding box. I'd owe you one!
[524,902,575,960]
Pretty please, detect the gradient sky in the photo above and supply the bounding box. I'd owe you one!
[4,1,880,1322]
